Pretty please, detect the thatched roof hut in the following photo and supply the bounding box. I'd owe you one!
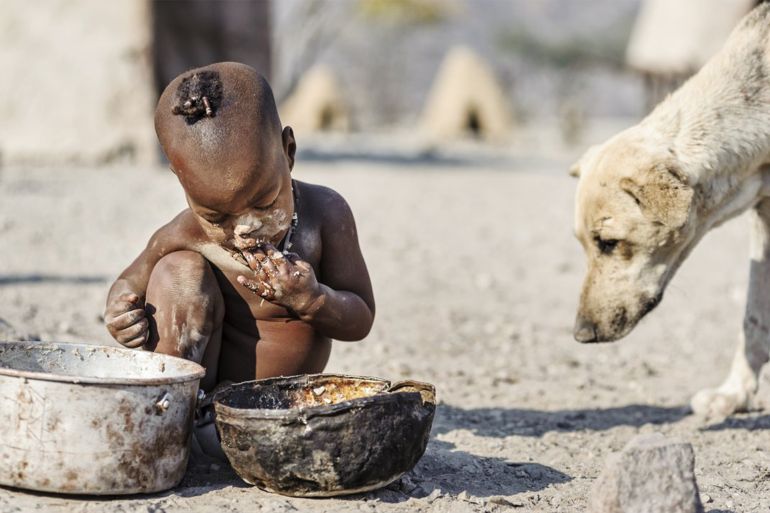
[420,46,512,142]
[626,0,755,74]
[626,0,756,110]
[279,65,351,133]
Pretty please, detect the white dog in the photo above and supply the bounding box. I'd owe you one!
[572,4,770,418]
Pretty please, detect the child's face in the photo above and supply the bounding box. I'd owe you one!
[182,159,294,252]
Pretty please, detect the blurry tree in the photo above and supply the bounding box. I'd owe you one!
[497,27,631,71]
[274,1,353,103]
[497,14,635,144]
[357,0,447,25]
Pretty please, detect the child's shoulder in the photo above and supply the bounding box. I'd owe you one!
[295,180,356,227]
[148,208,203,248]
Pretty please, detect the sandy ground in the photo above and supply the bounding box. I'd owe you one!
[2,142,770,512]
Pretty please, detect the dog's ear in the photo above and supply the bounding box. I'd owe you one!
[569,144,601,178]
[620,163,693,228]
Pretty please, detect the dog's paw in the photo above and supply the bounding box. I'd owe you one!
[690,387,749,419]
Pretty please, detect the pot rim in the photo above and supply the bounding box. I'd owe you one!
[213,373,435,421]
[0,341,205,385]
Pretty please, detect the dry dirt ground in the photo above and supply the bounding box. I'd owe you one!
[2,144,770,512]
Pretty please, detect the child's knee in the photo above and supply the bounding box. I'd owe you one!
[146,251,224,358]
[149,251,211,293]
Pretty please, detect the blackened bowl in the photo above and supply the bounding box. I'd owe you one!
[212,374,436,497]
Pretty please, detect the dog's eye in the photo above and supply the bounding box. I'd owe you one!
[595,237,619,255]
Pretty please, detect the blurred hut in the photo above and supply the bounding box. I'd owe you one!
[0,0,156,166]
[279,65,351,133]
[626,0,758,111]
[420,46,512,142]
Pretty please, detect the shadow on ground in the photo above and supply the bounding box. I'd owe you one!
[178,435,572,503]
[337,438,571,505]
[700,413,770,432]
[0,274,108,286]
[433,403,692,438]
[175,455,247,498]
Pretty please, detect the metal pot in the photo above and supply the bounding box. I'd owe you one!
[213,374,436,497]
[0,341,205,495]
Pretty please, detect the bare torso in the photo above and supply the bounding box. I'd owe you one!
[166,180,330,382]
[107,177,374,388]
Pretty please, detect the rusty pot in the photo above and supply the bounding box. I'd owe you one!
[0,341,205,495]
[213,374,436,497]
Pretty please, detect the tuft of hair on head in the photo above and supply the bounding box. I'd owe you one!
[171,70,223,125]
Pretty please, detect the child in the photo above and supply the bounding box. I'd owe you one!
[104,62,375,396]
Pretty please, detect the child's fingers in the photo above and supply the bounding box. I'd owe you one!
[117,292,140,304]
[259,255,279,277]
[284,252,301,263]
[121,330,148,348]
[237,275,256,291]
[268,251,290,278]
[107,308,145,329]
[121,331,148,349]
[237,275,274,298]
[252,244,270,260]
[106,300,138,320]
[294,259,313,273]
[242,251,261,272]
[115,319,149,345]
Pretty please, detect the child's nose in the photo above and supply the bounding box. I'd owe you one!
[234,222,262,238]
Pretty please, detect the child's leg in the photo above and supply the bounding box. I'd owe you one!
[145,250,224,392]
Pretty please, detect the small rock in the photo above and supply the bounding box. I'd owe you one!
[590,433,704,513]
[398,474,419,494]
[425,488,442,504]
[701,493,712,503]
[458,490,470,502]
[487,496,515,507]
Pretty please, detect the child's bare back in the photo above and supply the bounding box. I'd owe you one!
[104,63,374,391]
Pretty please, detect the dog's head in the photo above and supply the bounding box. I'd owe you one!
[572,132,696,342]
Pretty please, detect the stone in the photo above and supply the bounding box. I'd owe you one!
[590,433,704,513]
[425,488,442,504]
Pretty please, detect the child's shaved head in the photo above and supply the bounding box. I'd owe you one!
[155,62,289,208]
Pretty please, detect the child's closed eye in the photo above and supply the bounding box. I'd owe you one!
[202,213,228,225]
[254,198,278,211]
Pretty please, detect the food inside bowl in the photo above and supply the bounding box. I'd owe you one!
[216,375,391,410]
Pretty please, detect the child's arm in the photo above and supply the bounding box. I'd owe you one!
[237,192,374,341]
[105,216,188,347]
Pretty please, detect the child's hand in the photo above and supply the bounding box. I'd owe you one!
[105,293,149,348]
[237,243,322,314]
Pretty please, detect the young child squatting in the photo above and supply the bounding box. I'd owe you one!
[104,63,375,394]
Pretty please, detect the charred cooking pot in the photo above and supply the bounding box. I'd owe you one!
[213,374,436,497]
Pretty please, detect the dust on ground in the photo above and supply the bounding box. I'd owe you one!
[1,141,770,512]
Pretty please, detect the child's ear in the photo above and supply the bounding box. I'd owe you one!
[282,126,297,171]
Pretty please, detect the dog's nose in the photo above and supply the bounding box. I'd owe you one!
[573,316,598,343]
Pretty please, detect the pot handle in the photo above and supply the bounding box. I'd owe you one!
[154,392,172,413]
[387,380,436,405]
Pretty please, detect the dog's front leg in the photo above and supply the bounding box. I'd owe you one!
[691,199,770,418]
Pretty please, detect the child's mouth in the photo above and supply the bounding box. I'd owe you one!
[232,236,268,251]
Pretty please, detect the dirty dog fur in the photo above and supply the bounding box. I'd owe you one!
[571,4,770,418]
